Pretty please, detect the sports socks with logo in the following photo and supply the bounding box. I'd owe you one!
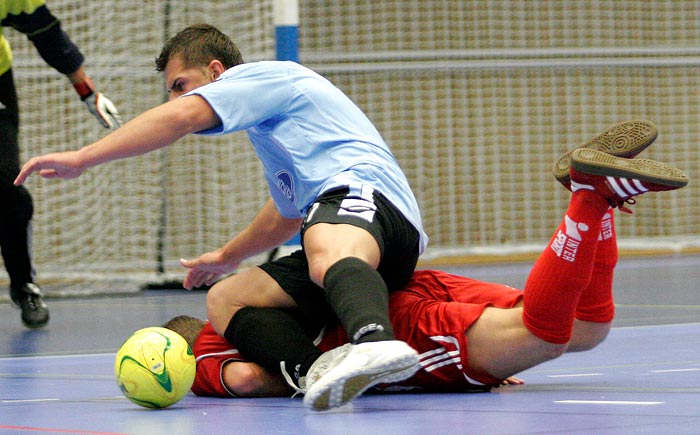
[521,190,612,344]
[574,209,617,323]
[323,257,395,343]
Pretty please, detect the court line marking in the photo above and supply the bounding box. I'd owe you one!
[0,352,114,360]
[651,368,700,373]
[0,424,132,435]
[1,398,60,403]
[555,400,664,405]
[1,396,126,405]
[548,373,603,378]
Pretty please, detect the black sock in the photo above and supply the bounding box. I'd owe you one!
[323,257,394,344]
[223,306,323,387]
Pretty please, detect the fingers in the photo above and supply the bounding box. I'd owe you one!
[179,258,193,268]
[501,376,525,385]
[14,158,41,185]
[182,269,218,290]
[181,259,219,290]
[96,93,123,129]
[182,275,194,291]
[180,255,231,290]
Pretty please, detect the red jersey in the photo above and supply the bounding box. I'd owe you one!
[191,269,523,397]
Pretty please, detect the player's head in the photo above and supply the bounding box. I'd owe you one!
[163,315,206,351]
[156,23,243,72]
[156,23,244,99]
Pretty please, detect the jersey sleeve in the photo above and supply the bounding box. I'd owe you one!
[191,323,245,397]
[191,356,241,397]
[2,2,84,74]
[187,64,293,136]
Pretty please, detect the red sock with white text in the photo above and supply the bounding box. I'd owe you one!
[575,209,617,323]
[522,190,610,343]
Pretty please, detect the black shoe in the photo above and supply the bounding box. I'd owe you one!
[10,283,49,329]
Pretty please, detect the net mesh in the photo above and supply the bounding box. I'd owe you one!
[3,0,700,294]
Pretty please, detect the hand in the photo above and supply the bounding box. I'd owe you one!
[501,376,525,386]
[84,92,123,129]
[180,252,240,290]
[14,150,85,185]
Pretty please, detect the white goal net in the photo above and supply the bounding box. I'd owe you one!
[4,0,700,294]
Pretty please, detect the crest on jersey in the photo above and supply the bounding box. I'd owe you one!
[275,170,295,202]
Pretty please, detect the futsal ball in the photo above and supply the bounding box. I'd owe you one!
[114,327,195,409]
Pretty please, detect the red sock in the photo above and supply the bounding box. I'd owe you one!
[575,209,617,323]
[522,190,610,344]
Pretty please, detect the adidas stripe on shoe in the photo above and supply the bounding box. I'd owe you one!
[569,148,688,213]
[553,120,658,189]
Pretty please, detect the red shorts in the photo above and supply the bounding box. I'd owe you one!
[386,269,523,389]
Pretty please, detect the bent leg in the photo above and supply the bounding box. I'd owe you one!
[566,209,617,351]
[206,266,297,336]
[468,190,611,380]
[521,190,610,344]
[467,307,567,381]
[207,266,324,390]
[304,222,394,343]
[567,319,611,352]
[302,186,420,345]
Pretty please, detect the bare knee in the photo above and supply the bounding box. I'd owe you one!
[541,342,568,359]
[303,223,381,287]
[307,256,337,288]
[567,320,611,352]
[206,283,243,336]
[205,267,298,335]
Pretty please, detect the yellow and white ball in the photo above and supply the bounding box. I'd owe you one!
[114,327,195,408]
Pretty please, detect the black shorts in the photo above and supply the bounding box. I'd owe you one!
[259,186,420,315]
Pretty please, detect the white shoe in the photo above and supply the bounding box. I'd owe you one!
[302,340,420,411]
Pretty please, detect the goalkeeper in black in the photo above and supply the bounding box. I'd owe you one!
[0,0,121,328]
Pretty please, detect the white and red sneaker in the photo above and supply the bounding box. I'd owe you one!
[569,148,688,213]
[553,120,658,190]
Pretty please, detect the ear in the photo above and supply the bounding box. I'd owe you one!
[208,59,226,80]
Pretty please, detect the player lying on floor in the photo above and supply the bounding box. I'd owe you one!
[166,140,687,399]
[165,267,526,398]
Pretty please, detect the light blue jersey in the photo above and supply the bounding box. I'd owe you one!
[188,61,427,253]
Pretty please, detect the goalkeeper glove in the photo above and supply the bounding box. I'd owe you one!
[73,78,123,129]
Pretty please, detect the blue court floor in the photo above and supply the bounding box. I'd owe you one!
[1,254,699,435]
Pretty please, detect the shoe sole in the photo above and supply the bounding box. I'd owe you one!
[303,344,420,411]
[10,298,49,329]
[571,148,688,188]
[11,284,49,329]
[552,120,658,185]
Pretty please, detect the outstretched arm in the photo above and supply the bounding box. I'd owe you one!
[14,95,219,185]
[181,198,303,289]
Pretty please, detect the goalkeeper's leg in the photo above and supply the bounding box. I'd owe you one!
[0,68,49,328]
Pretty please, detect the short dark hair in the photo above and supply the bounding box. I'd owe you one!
[155,23,244,72]
[163,315,206,351]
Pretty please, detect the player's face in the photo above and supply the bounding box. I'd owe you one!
[164,56,214,101]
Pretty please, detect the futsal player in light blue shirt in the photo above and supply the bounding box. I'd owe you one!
[14,23,426,411]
